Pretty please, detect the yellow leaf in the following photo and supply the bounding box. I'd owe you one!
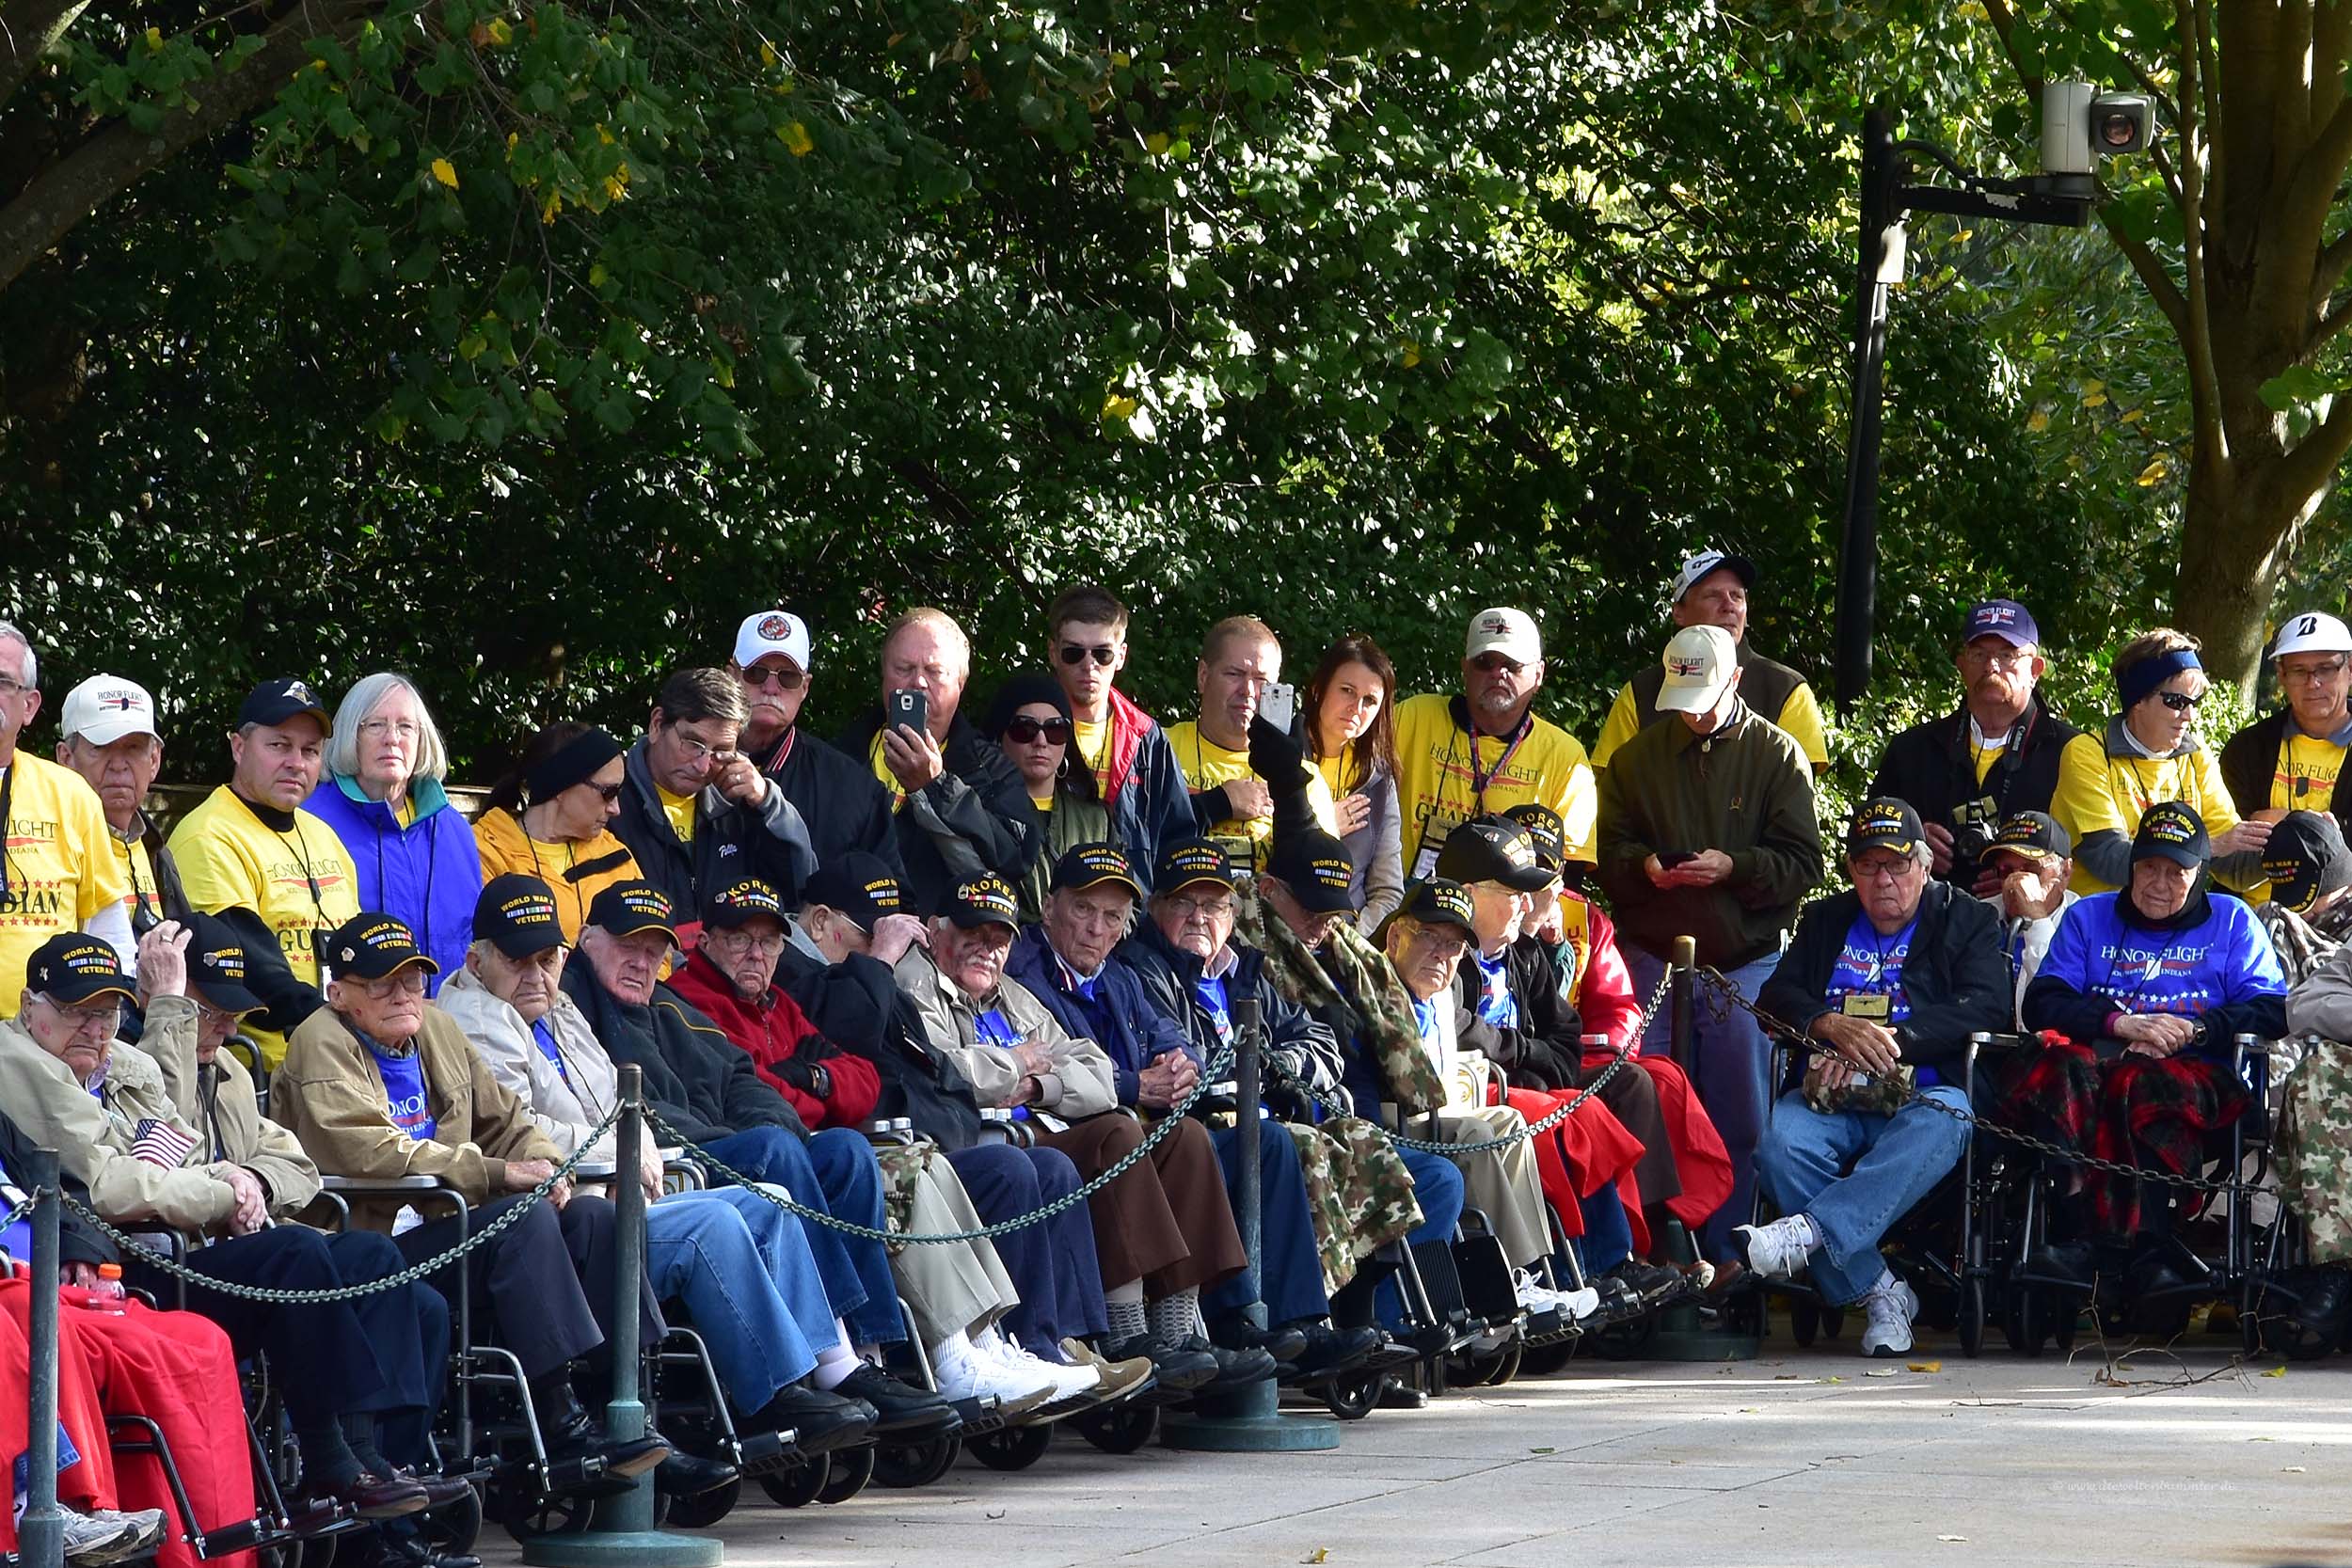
[602,164,630,202]
[1145,131,1170,154]
[1111,50,1132,66]
[2136,455,2169,486]
[760,40,779,66]
[1906,1361,1942,1373]
[596,124,615,145]
[1301,1552,1329,1565]
[1401,340,1422,368]
[589,262,609,288]
[2083,390,2108,408]
[2264,1364,2288,1378]
[2025,408,2050,433]
[430,157,459,189]
[1101,393,1139,420]
[542,191,563,224]
[779,120,814,156]
[144,26,163,49]
[505,132,518,152]
[2120,406,2144,421]
[486,17,512,45]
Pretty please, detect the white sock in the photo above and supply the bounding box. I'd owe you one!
[930,1332,973,1374]
[811,1335,861,1391]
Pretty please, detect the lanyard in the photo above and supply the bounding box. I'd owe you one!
[1462,715,1532,809]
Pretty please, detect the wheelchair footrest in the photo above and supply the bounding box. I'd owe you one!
[734,1429,796,1475]
[949,1394,1009,1437]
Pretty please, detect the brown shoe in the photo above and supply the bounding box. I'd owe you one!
[1061,1338,1157,1402]
[1705,1258,1747,1297]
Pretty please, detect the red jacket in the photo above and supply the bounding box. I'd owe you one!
[1548,891,1644,1055]
[668,951,881,1128]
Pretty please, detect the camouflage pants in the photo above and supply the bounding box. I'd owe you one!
[2277,1040,2352,1265]
[1286,1117,1423,1297]
[871,1137,934,1248]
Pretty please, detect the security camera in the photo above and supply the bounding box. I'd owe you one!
[2040,81,2153,179]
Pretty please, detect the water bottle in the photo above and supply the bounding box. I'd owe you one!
[82,1262,127,1312]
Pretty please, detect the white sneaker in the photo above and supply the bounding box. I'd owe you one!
[932,1336,1057,1410]
[1859,1273,1919,1358]
[1512,1268,1597,1321]
[61,1507,154,1567]
[977,1332,1100,1403]
[1736,1215,1819,1280]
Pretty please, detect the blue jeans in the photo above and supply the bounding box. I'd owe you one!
[1204,1119,1328,1329]
[699,1126,904,1346]
[1755,1086,1971,1306]
[1627,945,1779,1262]
[946,1144,1105,1355]
[1376,1147,1468,1328]
[648,1185,831,1409]
[1575,1187,1633,1276]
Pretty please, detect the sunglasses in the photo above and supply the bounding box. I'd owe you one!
[743,665,807,692]
[2157,690,2201,713]
[1470,652,1527,675]
[1003,716,1073,745]
[1058,643,1118,668]
[587,781,626,802]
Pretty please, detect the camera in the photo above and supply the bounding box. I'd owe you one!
[2040,81,2153,180]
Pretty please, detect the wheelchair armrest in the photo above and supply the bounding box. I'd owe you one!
[661,1158,707,1194]
[313,1174,470,1225]
[573,1162,619,1180]
[862,1117,917,1145]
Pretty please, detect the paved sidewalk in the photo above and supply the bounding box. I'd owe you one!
[486,1335,2352,1567]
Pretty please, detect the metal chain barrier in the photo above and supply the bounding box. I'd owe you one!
[1261,968,1675,1155]
[60,1102,627,1303]
[1695,966,2255,1196]
[649,1042,1240,1244]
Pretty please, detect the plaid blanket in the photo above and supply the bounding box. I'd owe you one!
[1994,1036,2245,1236]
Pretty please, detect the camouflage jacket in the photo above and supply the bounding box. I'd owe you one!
[1237,881,1444,1117]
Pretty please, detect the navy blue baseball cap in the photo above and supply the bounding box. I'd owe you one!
[1963,599,2040,650]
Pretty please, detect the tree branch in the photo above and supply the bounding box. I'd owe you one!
[2100,213,2191,339]
[0,0,381,292]
[2313,225,2352,313]
[0,0,91,122]
[2173,0,2225,458]
[2266,385,2352,512]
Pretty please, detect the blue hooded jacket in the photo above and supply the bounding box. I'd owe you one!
[305,773,485,993]
[1006,923,1197,1109]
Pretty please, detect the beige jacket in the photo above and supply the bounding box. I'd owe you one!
[895,947,1116,1117]
[129,996,321,1215]
[274,1004,558,1226]
[0,998,243,1232]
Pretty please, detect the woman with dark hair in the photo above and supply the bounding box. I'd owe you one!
[1305,635,1405,932]
[472,721,642,941]
[988,674,1111,924]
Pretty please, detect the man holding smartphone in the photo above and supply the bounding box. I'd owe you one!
[1595,624,1824,1276]
[1044,585,1197,880]
[1163,615,1342,874]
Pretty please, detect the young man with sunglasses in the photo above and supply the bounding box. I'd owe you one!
[1045,585,1196,882]
[2220,610,2352,849]
[1389,607,1597,885]
[727,610,906,881]
[1590,549,1830,774]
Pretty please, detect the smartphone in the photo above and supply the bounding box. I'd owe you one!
[1259,680,1297,734]
[886,687,928,739]
[1658,850,1699,868]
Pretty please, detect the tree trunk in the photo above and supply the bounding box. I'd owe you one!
[2173,453,2299,693]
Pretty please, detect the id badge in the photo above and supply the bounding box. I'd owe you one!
[1410,807,1469,880]
[1840,993,1892,1022]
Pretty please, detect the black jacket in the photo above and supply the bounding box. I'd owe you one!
[0,1108,113,1272]
[2219,705,2351,830]
[1867,693,2082,890]
[561,951,807,1146]
[750,726,909,884]
[773,942,988,1149]
[834,708,1042,917]
[612,738,818,937]
[1119,919,1349,1118]
[1759,879,2009,1080]
[1452,938,1588,1092]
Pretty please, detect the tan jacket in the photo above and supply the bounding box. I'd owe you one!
[274,1004,558,1226]
[0,998,241,1232]
[895,947,1116,1117]
[129,996,321,1215]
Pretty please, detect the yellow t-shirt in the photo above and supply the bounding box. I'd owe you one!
[2050,730,2247,895]
[868,733,908,809]
[2265,732,2345,816]
[656,784,698,845]
[0,755,133,1017]
[1389,693,1597,877]
[167,785,361,1067]
[1969,732,2009,786]
[1030,794,1056,813]
[1073,718,1113,799]
[107,831,167,932]
[1163,721,1339,871]
[1592,677,1830,770]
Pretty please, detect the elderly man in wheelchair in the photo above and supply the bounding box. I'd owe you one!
[1739,800,2010,1357]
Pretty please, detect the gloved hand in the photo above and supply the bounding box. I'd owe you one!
[1248,714,1310,795]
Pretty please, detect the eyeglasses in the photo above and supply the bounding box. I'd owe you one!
[586,780,626,803]
[1058,643,1118,668]
[2156,690,2201,713]
[2280,658,2349,686]
[1003,716,1073,745]
[358,718,421,740]
[1403,927,1470,960]
[358,971,428,1000]
[1852,857,1919,884]
[669,734,731,765]
[194,1001,251,1030]
[0,677,29,698]
[1961,647,2036,671]
[39,995,120,1035]
[1164,894,1234,920]
[707,927,787,956]
[743,664,807,692]
[1470,653,1527,675]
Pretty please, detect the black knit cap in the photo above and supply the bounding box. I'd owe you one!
[982,673,1073,739]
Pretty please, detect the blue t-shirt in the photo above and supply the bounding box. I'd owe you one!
[974,1007,1021,1049]
[1411,996,1440,1049]
[1825,911,1917,1023]
[1470,949,1518,1027]
[530,1018,571,1086]
[2038,892,2289,1039]
[1194,974,1234,1044]
[369,1040,438,1143]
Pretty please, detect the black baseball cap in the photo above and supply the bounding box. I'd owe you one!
[801,852,905,933]
[1502,803,1566,874]
[183,912,265,1014]
[1986,810,2071,863]
[1050,843,1144,899]
[1847,798,1926,859]
[1377,879,1477,947]
[326,912,439,981]
[705,878,789,931]
[1264,829,1359,915]
[587,881,678,942]
[236,676,331,730]
[1154,837,1238,897]
[2131,801,2211,870]
[24,935,135,1007]
[1435,816,1550,892]
[2262,809,2352,913]
[941,873,1020,930]
[473,873,567,958]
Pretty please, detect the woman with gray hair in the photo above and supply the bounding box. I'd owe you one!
[304,672,485,989]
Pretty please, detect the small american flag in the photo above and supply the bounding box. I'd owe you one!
[131,1117,196,1170]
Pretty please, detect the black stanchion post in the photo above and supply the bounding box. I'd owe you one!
[1669,935,1698,1075]
[1647,939,1759,1363]
[1234,996,1264,1323]
[24,1148,64,1568]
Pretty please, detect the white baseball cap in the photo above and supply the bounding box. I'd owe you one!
[733,610,813,673]
[1464,608,1542,665]
[1656,626,1739,714]
[59,674,158,747]
[2271,611,2352,661]
[1669,548,1757,606]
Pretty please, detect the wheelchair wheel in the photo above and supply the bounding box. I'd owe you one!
[1518,1337,1578,1378]
[422,1481,484,1559]
[494,1485,595,1544]
[1071,1401,1159,1452]
[1452,1338,1522,1387]
[1589,1310,1659,1361]
[817,1445,876,1505]
[2003,1285,2047,1357]
[756,1455,828,1509]
[1788,1296,1822,1348]
[1320,1370,1388,1421]
[874,1433,962,1487]
[965,1423,1054,1471]
[1957,1277,1988,1360]
[661,1475,740,1529]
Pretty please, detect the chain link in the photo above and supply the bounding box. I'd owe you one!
[651,1044,1240,1243]
[1694,967,2257,1196]
[61,1104,627,1303]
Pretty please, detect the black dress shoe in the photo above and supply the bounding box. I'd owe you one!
[748,1383,879,1456]
[2286,1264,2352,1342]
[356,1528,484,1568]
[1103,1335,1218,1392]
[1291,1324,1382,1377]
[654,1447,739,1498]
[829,1365,964,1439]
[2025,1241,2098,1289]
[1183,1335,1277,1390]
[397,1472,477,1512]
[317,1471,432,1520]
[1218,1323,1310,1364]
[1607,1259,1696,1307]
